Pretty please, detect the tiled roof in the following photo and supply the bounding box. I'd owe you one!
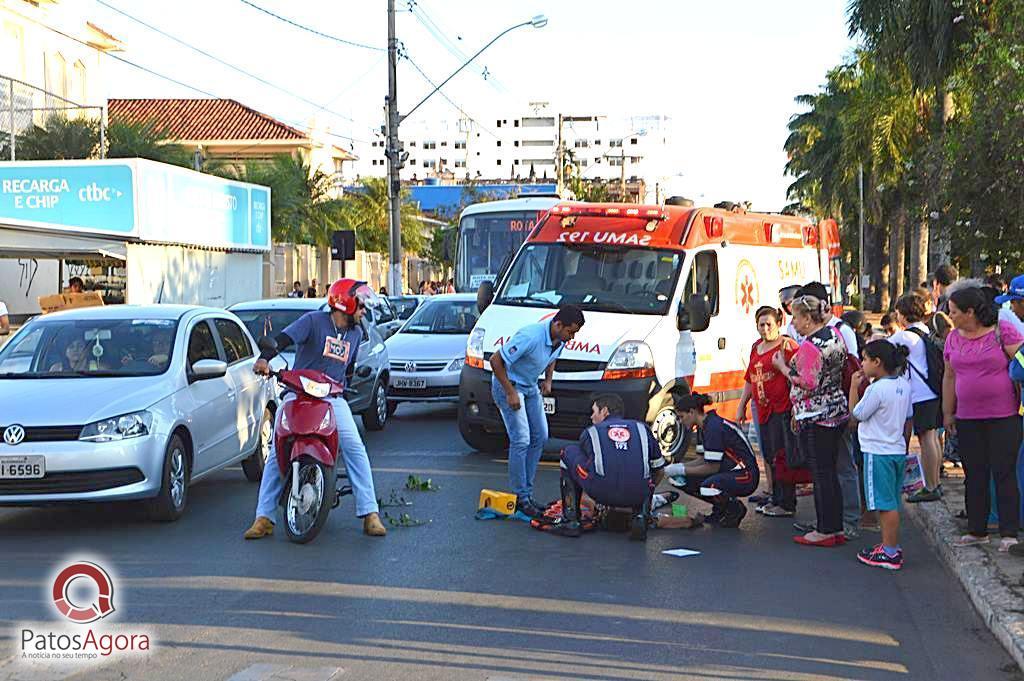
[107,98,307,141]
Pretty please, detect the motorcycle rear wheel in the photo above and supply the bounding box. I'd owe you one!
[283,456,336,544]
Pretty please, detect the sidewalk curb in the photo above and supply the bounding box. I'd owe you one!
[906,498,1024,672]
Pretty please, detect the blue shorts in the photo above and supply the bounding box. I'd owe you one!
[862,453,906,511]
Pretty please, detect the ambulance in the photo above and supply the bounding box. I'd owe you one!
[457,202,842,456]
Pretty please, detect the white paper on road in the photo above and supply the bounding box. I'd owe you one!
[662,548,701,558]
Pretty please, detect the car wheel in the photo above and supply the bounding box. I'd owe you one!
[362,380,388,431]
[242,408,273,482]
[458,409,507,452]
[146,433,190,522]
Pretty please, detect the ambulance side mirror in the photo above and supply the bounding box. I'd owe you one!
[477,280,495,313]
[678,294,711,332]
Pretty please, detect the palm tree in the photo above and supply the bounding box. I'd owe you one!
[106,119,193,168]
[13,114,98,160]
[340,176,426,256]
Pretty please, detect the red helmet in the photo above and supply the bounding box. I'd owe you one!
[327,278,370,315]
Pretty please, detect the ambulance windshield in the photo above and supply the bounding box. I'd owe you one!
[494,243,683,315]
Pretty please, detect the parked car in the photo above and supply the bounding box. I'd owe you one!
[0,305,277,520]
[228,297,391,430]
[385,294,478,415]
[366,296,401,340]
[387,295,425,321]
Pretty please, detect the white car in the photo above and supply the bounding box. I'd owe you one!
[0,305,276,521]
[385,294,478,414]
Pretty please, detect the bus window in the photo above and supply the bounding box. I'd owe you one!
[683,251,720,315]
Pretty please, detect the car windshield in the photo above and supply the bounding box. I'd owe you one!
[494,243,683,315]
[0,318,179,378]
[400,299,479,334]
[388,297,421,320]
[232,309,309,345]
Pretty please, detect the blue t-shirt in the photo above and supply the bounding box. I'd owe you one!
[497,321,563,390]
[282,311,362,386]
[699,411,758,475]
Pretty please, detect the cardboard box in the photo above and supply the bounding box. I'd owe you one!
[38,291,105,314]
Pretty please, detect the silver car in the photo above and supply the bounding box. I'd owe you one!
[0,305,276,520]
[228,297,392,430]
[385,294,479,415]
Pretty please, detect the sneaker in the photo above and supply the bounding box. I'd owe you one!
[516,498,545,519]
[857,545,903,570]
[953,534,989,547]
[844,527,860,541]
[998,537,1019,553]
[762,504,795,517]
[906,488,941,503]
[793,521,816,533]
[719,500,748,529]
[748,492,771,506]
[363,512,387,537]
[548,519,582,538]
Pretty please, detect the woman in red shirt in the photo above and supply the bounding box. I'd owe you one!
[737,306,801,516]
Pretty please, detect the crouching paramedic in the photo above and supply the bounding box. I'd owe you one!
[664,393,759,528]
[551,394,666,540]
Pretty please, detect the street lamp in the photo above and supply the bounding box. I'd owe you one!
[384,9,547,295]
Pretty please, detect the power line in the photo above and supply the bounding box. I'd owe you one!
[400,49,499,139]
[238,0,385,52]
[96,0,356,122]
[405,0,505,91]
[5,4,373,145]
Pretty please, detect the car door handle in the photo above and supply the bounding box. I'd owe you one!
[227,390,236,400]
[718,338,726,349]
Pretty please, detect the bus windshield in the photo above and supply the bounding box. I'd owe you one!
[494,243,683,315]
[455,210,543,292]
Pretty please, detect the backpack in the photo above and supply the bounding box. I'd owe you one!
[905,326,945,401]
[831,320,867,394]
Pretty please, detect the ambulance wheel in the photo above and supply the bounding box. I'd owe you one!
[651,406,687,459]
[458,413,507,453]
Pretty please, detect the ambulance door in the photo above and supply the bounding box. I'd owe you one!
[676,249,729,393]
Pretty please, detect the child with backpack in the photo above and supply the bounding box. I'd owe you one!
[849,341,914,570]
[891,293,944,502]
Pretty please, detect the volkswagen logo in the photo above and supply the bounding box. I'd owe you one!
[3,425,25,446]
[404,361,417,373]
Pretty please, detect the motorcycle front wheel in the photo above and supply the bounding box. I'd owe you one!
[283,455,336,544]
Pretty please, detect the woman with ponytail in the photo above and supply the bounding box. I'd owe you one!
[663,393,759,528]
[849,341,914,570]
[944,284,1024,551]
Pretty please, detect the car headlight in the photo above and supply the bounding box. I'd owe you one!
[79,411,153,442]
[602,341,656,380]
[448,357,465,372]
[466,327,485,368]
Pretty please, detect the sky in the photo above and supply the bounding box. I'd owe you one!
[91,0,858,211]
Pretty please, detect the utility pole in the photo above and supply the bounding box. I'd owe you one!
[555,113,564,196]
[858,163,865,309]
[385,0,403,295]
[619,148,626,202]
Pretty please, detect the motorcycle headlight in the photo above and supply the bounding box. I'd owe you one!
[448,357,465,372]
[299,375,331,398]
[80,411,153,442]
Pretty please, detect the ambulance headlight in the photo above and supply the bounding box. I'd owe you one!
[466,327,486,369]
[602,341,655,380]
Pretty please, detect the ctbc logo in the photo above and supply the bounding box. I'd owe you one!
[3,424,25,445]
[52,562,115,624]
[404,361,417,373]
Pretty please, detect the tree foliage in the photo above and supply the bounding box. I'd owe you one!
[340,176,427,257]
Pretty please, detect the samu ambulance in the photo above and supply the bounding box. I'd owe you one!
[457,201,841,456]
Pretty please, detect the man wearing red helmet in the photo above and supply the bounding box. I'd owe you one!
[244,278,386,538]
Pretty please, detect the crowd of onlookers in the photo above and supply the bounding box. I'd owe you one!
[735,264,1024,570]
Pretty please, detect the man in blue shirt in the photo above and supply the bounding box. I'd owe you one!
[490,304,585,517]
[244,279,386,539]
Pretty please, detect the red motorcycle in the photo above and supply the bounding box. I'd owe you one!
[264,363,353,544]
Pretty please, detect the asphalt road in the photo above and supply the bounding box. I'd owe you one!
[0,403,1019,681]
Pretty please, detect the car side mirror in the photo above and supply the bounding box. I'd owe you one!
[356,365,372,378]
[477,280,495,313]
[677,294,711,332]
[191,358,227,381]
[257,335,277,354]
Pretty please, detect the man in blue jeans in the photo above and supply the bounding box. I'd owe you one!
[490,305,585,518]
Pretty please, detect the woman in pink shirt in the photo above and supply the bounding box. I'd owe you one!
[943,285,1024,550]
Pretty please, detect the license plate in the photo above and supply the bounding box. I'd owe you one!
[394,378,427,389]
[0,455,45,479]
[543,397,556,415]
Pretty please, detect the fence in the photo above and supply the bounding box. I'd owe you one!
[0,73,105,161]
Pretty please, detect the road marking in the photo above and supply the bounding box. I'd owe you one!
[226,664,344,681]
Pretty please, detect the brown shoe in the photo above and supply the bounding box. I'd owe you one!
[243,516,274,540]
[363,512,387,537]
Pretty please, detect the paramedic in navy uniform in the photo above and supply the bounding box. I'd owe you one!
[664,393,760,528]
[551,393,667,539]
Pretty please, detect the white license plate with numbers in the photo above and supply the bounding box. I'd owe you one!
[543,397,556,415]
[0,456,45,479]
[394,378,427,389]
